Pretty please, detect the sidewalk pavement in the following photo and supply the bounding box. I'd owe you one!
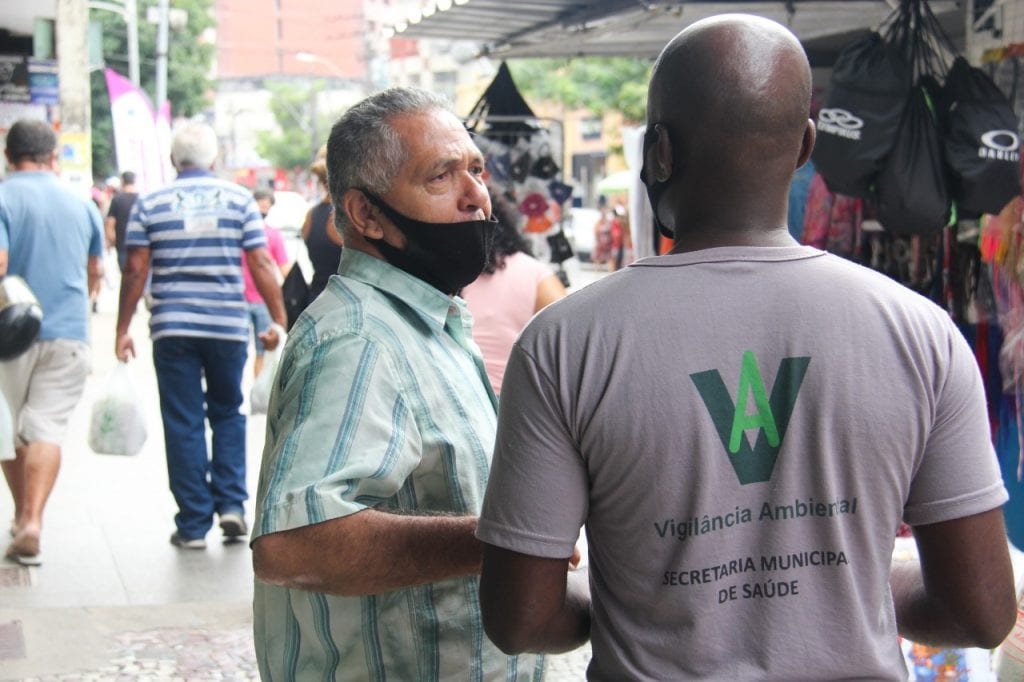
[0,260,599,680]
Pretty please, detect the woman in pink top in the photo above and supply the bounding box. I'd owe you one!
[243,190,290,376]
[462,189,567,395]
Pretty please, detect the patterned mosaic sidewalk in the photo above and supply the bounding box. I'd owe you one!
[10,622,590,681]
[18,625,258,682]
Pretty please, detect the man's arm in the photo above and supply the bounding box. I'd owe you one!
[87,254,104,299]
[104,215,117,250]
[892,507,1016,649]
[252,508,482,595]
[0,248,7,277]
[480,544,590,654]
[245,247,287,328]
[115,246,150,360]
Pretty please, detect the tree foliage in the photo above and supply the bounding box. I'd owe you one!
[256,80,346,170]
[89,0,216,179]
[507,57,652,123]
[255,81,320,170]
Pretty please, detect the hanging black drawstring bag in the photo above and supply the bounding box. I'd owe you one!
[876,77,952,235]
[812,30,912,198]
[942,56,1021,217]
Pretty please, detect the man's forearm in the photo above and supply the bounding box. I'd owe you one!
[116,261,148,334]
[88,256,104,296]
[891,559,983,648]
[253,508,482,596]
[522,568,591,654]
[480,544,591,654]
[247,249,287,327]
[104,217,116,249]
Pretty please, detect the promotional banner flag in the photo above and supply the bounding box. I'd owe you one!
[104,68,169,194]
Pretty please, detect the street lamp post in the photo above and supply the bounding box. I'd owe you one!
[88,0,140,85]
[295,51,347,79]
[295,52,345,158]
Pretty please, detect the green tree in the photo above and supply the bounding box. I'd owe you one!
[90,0,216,179]
[508,57,652,124]
[256,80,345,170]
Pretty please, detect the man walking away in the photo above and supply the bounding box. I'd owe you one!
[0,119,104,566]
[116,122,286,550]
[105,170,138,273]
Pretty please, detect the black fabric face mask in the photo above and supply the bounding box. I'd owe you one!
[640,125,675,240]
[361,190,497,295]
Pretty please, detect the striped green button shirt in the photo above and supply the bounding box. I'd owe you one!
[253,248,544,681]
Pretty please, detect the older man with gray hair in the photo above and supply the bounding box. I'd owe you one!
[250,87,543,680]
[116,121,286,550]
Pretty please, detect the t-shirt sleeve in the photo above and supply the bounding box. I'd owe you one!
[241,198,268,250]
[477,339,587,558]
[124,199,149,248]
[903,321,1008,526]
[0,201,9,251]
[253,332,422,538]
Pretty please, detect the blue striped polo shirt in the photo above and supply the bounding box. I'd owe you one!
[125,170,265,342]
[252,248,544,681]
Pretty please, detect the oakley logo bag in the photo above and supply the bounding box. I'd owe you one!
[812,32,912,198]
[942,56,1021,216]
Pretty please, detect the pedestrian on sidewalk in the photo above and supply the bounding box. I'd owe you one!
[250,87,544,680]
[243,188,290,377]
[0,119,105,566]
[462,185,567,396]
[104,170,138,273]
[477,14,1016,680]
[115,122,286,550]
[301,148,343,303]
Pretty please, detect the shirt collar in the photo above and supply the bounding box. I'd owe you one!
[176,168,215,179]
[337,248,465,333]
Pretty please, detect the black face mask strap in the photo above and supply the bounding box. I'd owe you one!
[641,126,675,240]
[359,189,400,226]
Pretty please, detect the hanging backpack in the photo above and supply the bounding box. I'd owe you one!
[942,56,1021,216]
[876,78,951,235]
[812,31,912,198]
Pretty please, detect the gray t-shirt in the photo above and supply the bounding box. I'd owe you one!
[477,245,1007,681]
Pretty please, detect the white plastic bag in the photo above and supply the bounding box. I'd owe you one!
[250,324,286,415]
[88,361,147,456]
[0,389,14,461]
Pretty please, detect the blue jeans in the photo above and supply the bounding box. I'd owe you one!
[247,302,273,355]
[153,336,248,539]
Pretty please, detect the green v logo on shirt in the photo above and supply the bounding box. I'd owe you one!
[690,351,811,485]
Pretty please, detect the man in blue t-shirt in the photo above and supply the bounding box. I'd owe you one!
[115,122,286,550]
[0,119,105,566]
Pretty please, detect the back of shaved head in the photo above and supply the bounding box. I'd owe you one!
[643,14,815,245]
[650,14,810,152]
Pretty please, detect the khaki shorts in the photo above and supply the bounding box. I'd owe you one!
[0,339,91,451]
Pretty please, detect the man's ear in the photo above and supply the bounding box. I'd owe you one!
[797,118,816,169]
[648,123,673,182]
[341,188,385,239]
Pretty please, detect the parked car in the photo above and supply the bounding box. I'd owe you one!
[565,207,599,263]
[264,190,311,237]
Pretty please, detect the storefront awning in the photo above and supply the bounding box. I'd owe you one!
[388,1,965,65]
